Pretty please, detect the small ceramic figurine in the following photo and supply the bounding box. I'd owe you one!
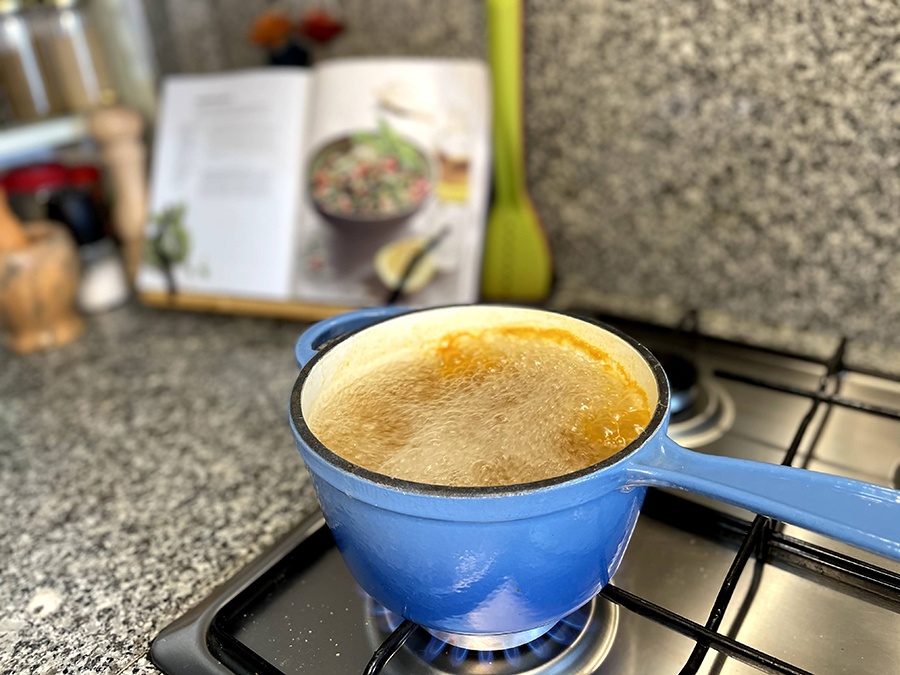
[0,189,84,353]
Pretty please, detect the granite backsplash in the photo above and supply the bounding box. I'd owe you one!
[141,0,899,349]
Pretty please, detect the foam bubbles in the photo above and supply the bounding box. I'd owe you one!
[307,326,652,487]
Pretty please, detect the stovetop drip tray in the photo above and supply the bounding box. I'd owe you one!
[151,513,366,674]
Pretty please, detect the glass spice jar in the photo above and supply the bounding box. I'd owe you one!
[0,0,63,121]
[32,0,115,112]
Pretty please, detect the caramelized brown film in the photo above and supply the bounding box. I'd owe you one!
[308,326,652,487]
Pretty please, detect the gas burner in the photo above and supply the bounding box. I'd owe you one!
[656,352,700,416]
[655,350,735,448]
[366,596,619,674]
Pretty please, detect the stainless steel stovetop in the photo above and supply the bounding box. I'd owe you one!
[150,315,900,675]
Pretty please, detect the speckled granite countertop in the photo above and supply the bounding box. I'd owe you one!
[0,305,318,674]
[3,302,899,675]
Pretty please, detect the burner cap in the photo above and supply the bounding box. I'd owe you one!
[425,622,556,650]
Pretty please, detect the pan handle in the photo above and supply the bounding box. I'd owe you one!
[627,435,900,561]
[295,306,411,368]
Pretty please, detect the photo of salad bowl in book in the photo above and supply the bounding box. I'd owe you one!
[309,120,434,232]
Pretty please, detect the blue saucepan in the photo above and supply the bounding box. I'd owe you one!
[289,305,900,647]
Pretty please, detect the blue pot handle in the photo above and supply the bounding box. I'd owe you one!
[627,436,900,561]
[295,306,412,368]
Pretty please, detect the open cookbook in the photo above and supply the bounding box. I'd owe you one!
[138,58,491,318]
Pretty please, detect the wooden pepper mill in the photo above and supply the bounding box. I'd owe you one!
[89,106,147,284]
[0,189,84,354]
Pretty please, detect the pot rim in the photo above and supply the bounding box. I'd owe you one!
[289,305,671,498]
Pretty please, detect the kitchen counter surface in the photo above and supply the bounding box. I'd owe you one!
[0,304,318,674]
[3,302,899,675]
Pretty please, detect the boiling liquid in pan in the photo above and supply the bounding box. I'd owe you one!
[307,326,652,487]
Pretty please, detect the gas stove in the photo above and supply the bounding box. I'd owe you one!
[150,314,900,675]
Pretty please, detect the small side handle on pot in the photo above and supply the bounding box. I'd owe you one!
[627,436,900,561]
[295,306,411,368]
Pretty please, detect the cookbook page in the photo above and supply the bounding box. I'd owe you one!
[139,69,310,300]
[294,58,490,307]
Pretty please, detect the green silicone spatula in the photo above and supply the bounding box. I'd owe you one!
[481,0,553,302]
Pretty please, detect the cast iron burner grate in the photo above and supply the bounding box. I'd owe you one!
[150,313,900,675]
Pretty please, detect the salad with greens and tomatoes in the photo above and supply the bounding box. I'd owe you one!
[310,120,431,219]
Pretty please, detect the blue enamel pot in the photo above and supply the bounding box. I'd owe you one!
[289,305,900,646]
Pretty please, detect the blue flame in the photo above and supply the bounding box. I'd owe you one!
[367,598,403,632]
[547,622,572,644]
[561,610,588,630]
[528,636,553,659]
[422,635,445,663]
[449,645,469,667]
[503,646,522,666]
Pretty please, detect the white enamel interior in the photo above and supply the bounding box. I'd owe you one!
[301,306,660,428]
